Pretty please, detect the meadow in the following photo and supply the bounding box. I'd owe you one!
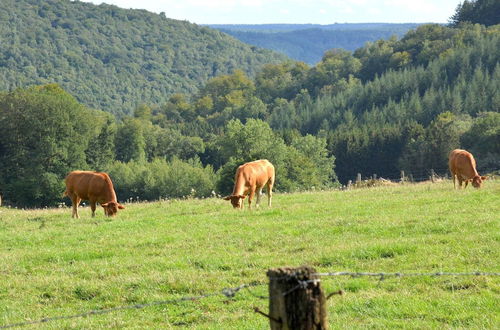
[0,180,499,329]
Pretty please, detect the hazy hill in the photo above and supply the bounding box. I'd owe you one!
[209,23,420,64]
[0,0,287,116]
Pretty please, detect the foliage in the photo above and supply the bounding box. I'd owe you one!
[0,85,97,206]
[1,4,499,207]
[0,0,286,116]
[214,119,336,193]
[461,112,500,170]
[105,158,216,201]
[213,23,420,64]
[449,0,500,27]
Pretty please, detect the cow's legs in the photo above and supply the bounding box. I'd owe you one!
[267,178,274,207]
[452,173,457,189]
[71,196,81,219]
[248,189,256,210]
[256,188,263,207]
[90,200,97,217]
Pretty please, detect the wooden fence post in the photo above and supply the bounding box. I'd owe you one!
[267,266,327,330]
[400,170,405,183]
[430,169,436,183]
[356,173,361,184]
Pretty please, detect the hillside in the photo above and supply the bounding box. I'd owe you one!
[2,22,499,207]
[1,182,499,328]
[210,23,420,64]
[0,0,287,116]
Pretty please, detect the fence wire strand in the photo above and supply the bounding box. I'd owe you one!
[312,271,500,278]
[2,271,499,328]
[0,282,265,329]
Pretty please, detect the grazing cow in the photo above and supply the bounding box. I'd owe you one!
[448,149,486,189]
[63,171,124,218]
[224,159,275,209]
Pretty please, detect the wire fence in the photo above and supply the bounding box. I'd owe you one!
[1,271,499,329]
[0,282,265,329]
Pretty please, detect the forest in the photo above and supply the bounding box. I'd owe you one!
[0,0,286,117]
[0,0,499,207]
[210,23,420,64]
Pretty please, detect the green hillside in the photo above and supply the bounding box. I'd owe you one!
[211,23,420,64]
[1,181,499,328]
[0,0,286,116]
[1,1,499,208]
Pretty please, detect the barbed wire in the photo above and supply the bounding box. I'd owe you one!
[0,282,265,329]
[313,271,500,279]
[2,271,499,328]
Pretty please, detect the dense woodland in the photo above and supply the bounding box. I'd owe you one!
[211,23,420,64]
[0,0,499,207]
[0,0,286,117]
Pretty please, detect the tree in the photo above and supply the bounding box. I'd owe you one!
[0,84,95,206]
[461,112,500,171]
[450,0,500,27]
[85,117,117,171]
[115,118,146,162]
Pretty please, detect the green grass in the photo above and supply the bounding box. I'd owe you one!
[1,180,499,329]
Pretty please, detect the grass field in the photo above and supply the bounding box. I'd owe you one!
[1,180,499,329]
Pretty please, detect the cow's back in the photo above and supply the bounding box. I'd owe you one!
[238,159,274,187]
[65,171,107,200]
[449,149,477,179]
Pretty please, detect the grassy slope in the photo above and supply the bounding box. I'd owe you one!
[0,180,499,328]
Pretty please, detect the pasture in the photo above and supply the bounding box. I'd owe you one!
[0,180,499,328]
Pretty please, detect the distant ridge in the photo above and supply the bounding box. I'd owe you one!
[209,23,421,64]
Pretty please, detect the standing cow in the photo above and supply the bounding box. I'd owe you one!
[448,149,486,189]
[64,171,124,218]
[224,159,275,209]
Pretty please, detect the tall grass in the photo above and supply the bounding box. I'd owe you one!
[0,180,499,328]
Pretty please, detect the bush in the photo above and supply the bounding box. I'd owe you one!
[105,158,216,202]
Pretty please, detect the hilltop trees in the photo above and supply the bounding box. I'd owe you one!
[450,0,500,26]
[0,0,286,117]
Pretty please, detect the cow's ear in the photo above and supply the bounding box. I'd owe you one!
[238,195,246,199]
[118,204,125,209]
[101,202,109,207]
[481,176,487,180]
[223,195,232,200]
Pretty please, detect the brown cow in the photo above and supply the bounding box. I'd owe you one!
[223,159,275,209]
[63,171,124,218]
[448,149,487,189]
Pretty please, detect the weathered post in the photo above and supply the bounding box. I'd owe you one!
[356,173,361,184]
[400,170,405,183]
[267,266,327,330]
[430,169,436,183]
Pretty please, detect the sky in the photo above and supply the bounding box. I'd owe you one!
[82,0,462,25]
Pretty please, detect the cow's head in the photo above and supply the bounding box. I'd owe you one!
[101,201,125,216]
[471,175,487,188]
[223,195,245,209]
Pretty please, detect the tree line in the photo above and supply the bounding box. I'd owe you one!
[0,3,499,207]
